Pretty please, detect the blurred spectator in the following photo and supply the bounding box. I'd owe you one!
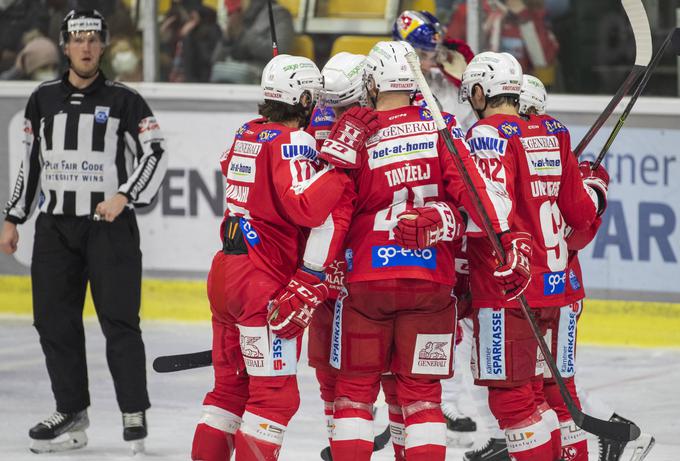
[160,1,190,80]
[0,35,59,81]
[211,0,294,83]
[0,0,49,72]
[446,0,559,86]
[108,37,142,82]
[166,2,222,82]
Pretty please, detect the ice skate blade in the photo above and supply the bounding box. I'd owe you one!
[625,433,655,461]
[130,439,145,456]
[29,431,87,453]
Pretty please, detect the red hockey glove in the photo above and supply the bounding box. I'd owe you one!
[267,268,329,340]
[579,161,609,216]
[319,106,380,169]
[394,202,466,250]
[565,216,602,251]
[493,232,532,301]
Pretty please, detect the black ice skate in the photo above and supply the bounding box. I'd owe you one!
[463,437,510,461]
[123,411,147,455]
[29,410,89,453]
[599,413,655,461]
[441,402,475,447]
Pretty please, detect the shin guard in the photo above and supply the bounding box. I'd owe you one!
[559,419,588,461]
[234,411,286,461]
[402,401,447,461]
[504,412,553,461]
[388,404,406,461]
[330,397,374,461]
[538,402,561,460]
[191,405,241,461]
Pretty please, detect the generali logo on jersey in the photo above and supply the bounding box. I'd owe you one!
[411,333,452,375]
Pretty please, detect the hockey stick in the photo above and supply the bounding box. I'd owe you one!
[573,0,652,157]
[267,0,279,56]
[591,27,680,168]
[152,349,212,373]
[404,51,639,442]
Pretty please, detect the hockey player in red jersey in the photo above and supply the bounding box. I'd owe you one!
[317,41,529,461]
[519,75,656,461]
[305,51,366,450]
[456,52,605,461]
[190,54,354,461]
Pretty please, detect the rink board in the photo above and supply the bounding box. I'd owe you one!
[2,275,679,348]
[1,83,680,303]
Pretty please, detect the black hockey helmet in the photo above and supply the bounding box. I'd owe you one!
[60,9,109,47]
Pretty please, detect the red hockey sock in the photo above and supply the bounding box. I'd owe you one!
[330,397,374,461]
[388,404,406,461]
[191,405,241,461]
[323,401,334,443]
[504,411,553,461]
[559,419,588,461]
[403,402,447,461]
[538,402,561,460]
[234,411,286,461]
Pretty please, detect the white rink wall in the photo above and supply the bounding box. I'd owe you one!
[0,83,679,301]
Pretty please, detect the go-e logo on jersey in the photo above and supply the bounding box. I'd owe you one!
[371,245,436,269]
[543,271,566,295]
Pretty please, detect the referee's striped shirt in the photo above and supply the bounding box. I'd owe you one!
[4,72,167,223]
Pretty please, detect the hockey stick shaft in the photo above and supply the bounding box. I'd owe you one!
[267,0,279,56]
[592,28,680,169]
[573,0,652,157]
[404,51,639,442]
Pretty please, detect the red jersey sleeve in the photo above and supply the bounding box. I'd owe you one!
[303,180,356,270]
[552,125,597,232]
[271,130,350,229]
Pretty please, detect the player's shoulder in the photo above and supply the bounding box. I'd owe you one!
[275,128,320,162]
[535,113,569,136]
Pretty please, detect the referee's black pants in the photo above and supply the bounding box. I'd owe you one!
[31,210,150,414]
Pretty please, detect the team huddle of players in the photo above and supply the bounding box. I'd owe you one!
[190,10,611,461]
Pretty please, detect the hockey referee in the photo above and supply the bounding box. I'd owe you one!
[0,10,167,454]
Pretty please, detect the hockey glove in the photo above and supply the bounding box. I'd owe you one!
[394,202,466,249]
[319,106,380,169]
[267,268,329,340]
[493,232,532,301]
[579,161,610,216]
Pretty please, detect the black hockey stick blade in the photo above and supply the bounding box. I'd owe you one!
[152,349,212,373]
[372,424,391,451]
[575,411,641,442]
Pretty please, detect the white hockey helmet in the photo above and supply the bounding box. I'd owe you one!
[459,51,523,103]
[519,74,547,115]
[321,52,366,107]
[364,41,417,93]
[261,54,323,106]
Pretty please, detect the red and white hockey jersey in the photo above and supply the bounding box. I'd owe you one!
[220,117,352,284]
[341,105,504,286]
[465,113,597,308]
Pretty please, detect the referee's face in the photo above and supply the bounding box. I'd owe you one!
[64,31,105,79]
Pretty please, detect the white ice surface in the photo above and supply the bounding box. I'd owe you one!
[0,317,678,460]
